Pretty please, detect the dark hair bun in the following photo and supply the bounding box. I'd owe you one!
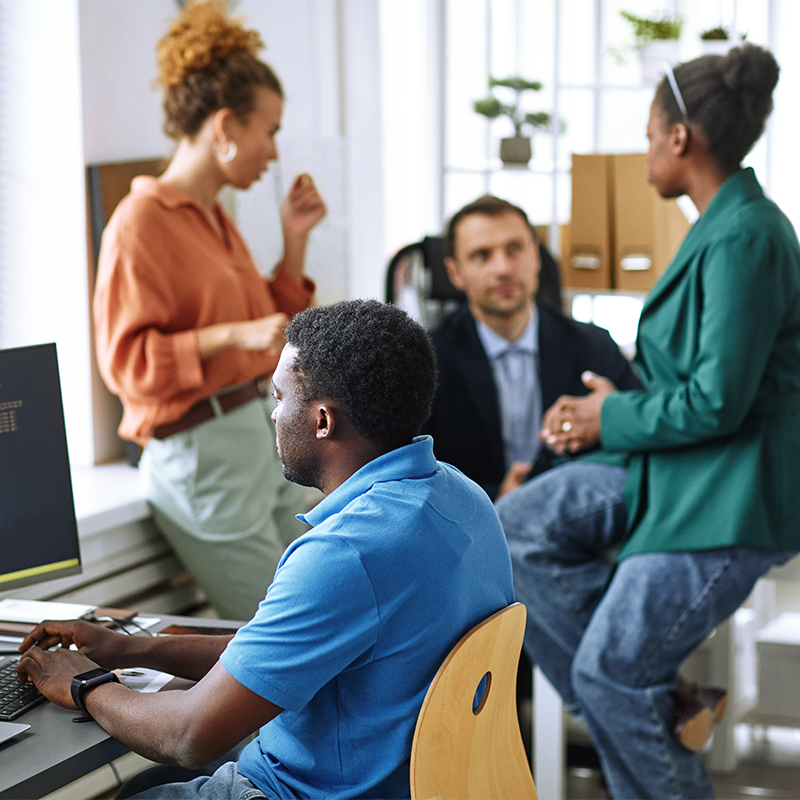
[720,43,779,122]
[656,42,780,171]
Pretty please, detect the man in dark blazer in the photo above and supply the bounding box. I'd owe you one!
[424,195,641,500]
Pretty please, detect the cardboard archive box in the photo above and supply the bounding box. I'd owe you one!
[612,153,692,292]
[565,153,692,292]
[565,154,614,290]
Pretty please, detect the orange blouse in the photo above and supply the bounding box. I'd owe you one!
[94,177,314,445]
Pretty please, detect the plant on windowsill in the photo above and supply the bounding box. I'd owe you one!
[620,10,683,84]
[473,76,558,167]
[700,25,743,55]
[700,25,729,41]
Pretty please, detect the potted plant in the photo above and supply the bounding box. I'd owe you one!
[700,25,736,55]
[473,76,556,166]
[620,10,683,84]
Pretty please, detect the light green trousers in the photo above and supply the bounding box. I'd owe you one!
[140,396,310,621]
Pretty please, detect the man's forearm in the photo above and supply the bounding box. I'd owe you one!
[85,683,223,768]
[83,659,278,769]
[124,634,234,681]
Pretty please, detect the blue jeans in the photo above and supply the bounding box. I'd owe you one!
[496,461,795,800]
[125,761,266,800]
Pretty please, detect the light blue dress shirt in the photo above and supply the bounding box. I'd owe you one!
[476,311,541,468]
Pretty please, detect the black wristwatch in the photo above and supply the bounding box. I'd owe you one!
[70,668,120,718]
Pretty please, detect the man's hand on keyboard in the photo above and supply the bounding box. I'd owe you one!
[18,619,128,669]
[16,645,100,710]
[16,619,132,711]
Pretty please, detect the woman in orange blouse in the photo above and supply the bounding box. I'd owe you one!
[94,1,326,620]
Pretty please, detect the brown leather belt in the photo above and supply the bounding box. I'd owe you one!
[152,376,271,440]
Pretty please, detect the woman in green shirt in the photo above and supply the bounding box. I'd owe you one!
[498,43,800,799]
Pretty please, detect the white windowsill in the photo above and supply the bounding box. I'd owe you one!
[70,461,150,538]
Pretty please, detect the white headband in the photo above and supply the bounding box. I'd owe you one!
[664,62,689,124]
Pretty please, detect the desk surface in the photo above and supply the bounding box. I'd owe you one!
[0,615,240,800]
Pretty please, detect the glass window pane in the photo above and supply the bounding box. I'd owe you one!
[489,170,553,226]
[444,171,491,220]
[598,89,651,152]
[519,0,554,89]
[557,0,597,85]
[490,0,518,78]
[446,0,490,166]
[556,88,595,159]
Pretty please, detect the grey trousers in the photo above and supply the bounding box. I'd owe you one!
[140,396,312,620]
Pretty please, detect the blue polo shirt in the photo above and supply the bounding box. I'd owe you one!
[220,436,514,799]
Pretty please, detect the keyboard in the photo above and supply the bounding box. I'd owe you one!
[0,657,46,720]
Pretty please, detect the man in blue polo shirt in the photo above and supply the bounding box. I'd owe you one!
[17,300,515,800]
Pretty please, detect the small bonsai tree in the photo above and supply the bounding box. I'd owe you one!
[621,10,683,49]
[700,25,729,41]
[473,76,553,138]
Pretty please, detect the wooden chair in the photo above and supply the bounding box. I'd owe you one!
[410,602,538,800]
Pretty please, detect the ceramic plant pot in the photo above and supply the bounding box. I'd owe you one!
[639,40,680,84]
[499,136,532,166]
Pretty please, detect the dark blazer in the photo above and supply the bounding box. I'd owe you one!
[424,303,642,499]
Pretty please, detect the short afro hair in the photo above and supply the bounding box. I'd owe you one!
[285,300,438,451]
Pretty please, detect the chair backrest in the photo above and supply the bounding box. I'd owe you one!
[410,602,537,800]
[386,235,563,329]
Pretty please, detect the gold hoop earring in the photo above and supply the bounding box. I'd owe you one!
[214,140,238,164]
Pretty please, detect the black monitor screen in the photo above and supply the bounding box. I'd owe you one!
[0,343,81,591]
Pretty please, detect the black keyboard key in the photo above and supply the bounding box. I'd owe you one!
[0,658,46,720]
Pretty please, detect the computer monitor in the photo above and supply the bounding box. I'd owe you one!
[0,343,82,592]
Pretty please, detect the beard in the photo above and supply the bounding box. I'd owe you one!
[276,412,323,490]
[280,454,323,490]
[476,291,530,320]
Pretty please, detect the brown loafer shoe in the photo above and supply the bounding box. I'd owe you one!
[672,683,728,752]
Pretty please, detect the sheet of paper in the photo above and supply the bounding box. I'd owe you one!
[117,668,173,693]
[0,598,94,624]
[94,616,160,635]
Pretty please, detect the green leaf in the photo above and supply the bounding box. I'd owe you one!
[700,26,729,41]
[523,111,552,129]
[473,97,503,119]
[620,10,683,46]
[489,76,543,93]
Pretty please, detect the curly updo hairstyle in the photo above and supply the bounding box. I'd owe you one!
[654,43,779,172]
[285,300,438,452]
[155,0,283,140]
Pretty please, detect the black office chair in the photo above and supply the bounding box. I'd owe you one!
[385,235,563,328]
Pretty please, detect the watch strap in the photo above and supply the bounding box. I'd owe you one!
[70,669,120,718]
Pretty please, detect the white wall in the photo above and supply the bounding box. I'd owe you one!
[0,0,94,465]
